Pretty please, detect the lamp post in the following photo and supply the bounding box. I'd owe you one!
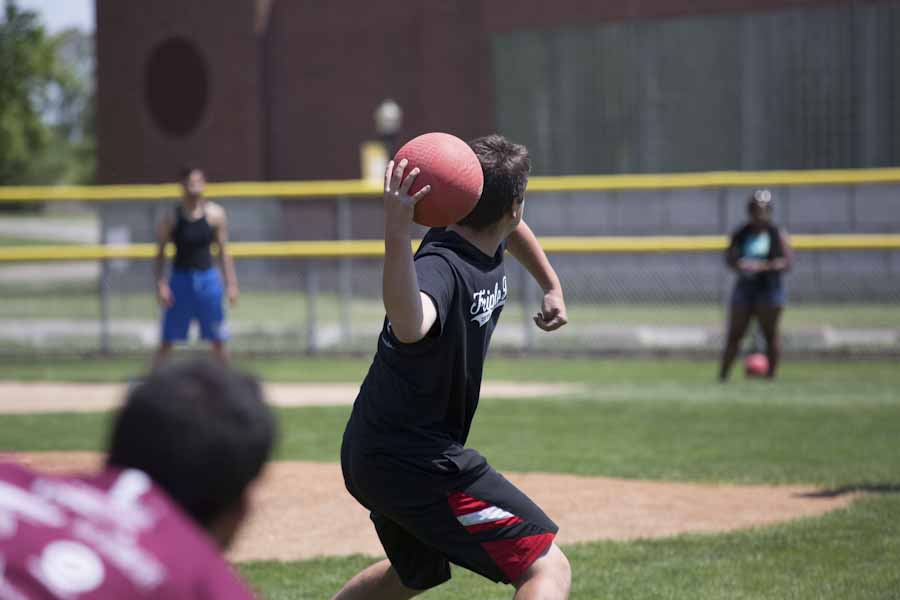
[374,98,403,157]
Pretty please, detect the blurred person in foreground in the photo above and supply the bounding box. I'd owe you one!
[0,359,276,598]
[335,135,571,600]
[719,189,794,380]
[154,167,239,367]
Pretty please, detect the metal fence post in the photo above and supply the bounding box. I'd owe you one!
[337,196,353,345]
[306,259,319,354]
[98,212,111,355]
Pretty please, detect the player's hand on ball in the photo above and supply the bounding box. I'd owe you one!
[157,282,174,308]
[383,159,431,234]
[534,290,568,332]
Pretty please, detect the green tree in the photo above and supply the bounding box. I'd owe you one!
[0,0,56,185]
[26,27,96,185]
[0,2,95,187]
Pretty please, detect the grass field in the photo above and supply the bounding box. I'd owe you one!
[1,357,898,598]
[238,495,900,599]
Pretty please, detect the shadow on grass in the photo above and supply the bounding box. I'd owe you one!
[798,483,900,498]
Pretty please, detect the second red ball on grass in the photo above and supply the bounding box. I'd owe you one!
[744,353,769,378]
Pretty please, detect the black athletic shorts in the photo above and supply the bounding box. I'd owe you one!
[341,442,559,591]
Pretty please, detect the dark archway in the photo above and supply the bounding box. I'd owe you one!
[144,37,209,137]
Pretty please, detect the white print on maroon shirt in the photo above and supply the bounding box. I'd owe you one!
[470,276,508,327]
[0,480,65,532]
[0,469,168,594]
[0,557,30,600]
[28,540,105,597]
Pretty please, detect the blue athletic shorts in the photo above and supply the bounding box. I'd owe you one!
[161,268,228,342]
[731,275,786,308]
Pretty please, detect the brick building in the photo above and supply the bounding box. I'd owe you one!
[94,0,900,308]
[97,0,898,184]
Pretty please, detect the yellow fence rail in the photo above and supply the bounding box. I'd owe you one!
[3,166,900,203]
[0,234,898,262]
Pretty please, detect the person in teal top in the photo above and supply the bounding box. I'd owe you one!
[719,190,794,380]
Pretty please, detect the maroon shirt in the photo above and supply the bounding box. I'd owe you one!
[0,462,256,599]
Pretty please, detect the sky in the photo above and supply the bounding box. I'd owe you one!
[15,0,94,33]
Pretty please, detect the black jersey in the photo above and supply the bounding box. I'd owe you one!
[345,228,508,455]
[729,222,784,286]
[172,204,214,271]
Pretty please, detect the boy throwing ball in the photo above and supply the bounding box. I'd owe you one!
[334,135,571,599]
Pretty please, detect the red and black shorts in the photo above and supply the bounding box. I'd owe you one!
[341,444,558,591]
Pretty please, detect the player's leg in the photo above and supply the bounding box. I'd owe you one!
[340,447,562,595]
[153,341,174,370]
[330,559,421,600]
[513,543,571,600]
[330,511,448,598]
[719,300,753,381]
[438,464,562,594]
[210,340,229,363]
[196,268,229,363]
[336,447,451,598]
[156,272,192,368]
[756,305,783,378]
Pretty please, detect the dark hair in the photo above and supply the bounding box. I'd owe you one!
[179,165,204,181]
[747,189,773,215]
[107,360,276,527]
[457,134,531,230]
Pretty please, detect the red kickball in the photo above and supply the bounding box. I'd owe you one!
[744,353,770,378]
[393,132,484,228]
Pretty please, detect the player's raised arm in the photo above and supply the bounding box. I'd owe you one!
[381,159,435,343]
[507,220,568,331]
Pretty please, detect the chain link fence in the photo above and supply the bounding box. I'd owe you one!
[494,1,900,175]
[1,182,898,357]
[1,250,898,357]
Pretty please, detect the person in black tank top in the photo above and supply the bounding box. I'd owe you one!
[718,190,794,380]
[153,167,239,367]
[171,203,215,271]
[334,136,572,599]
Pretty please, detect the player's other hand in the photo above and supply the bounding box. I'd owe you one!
[534,289,568,332]
[227,285,239,307]
[383,159,430,235]
[737,258,767,274]
[157,282,174,308]
[768,258,789,272]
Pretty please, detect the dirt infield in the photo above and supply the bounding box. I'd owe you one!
[8,452,854,563]
[0,381,586,414]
